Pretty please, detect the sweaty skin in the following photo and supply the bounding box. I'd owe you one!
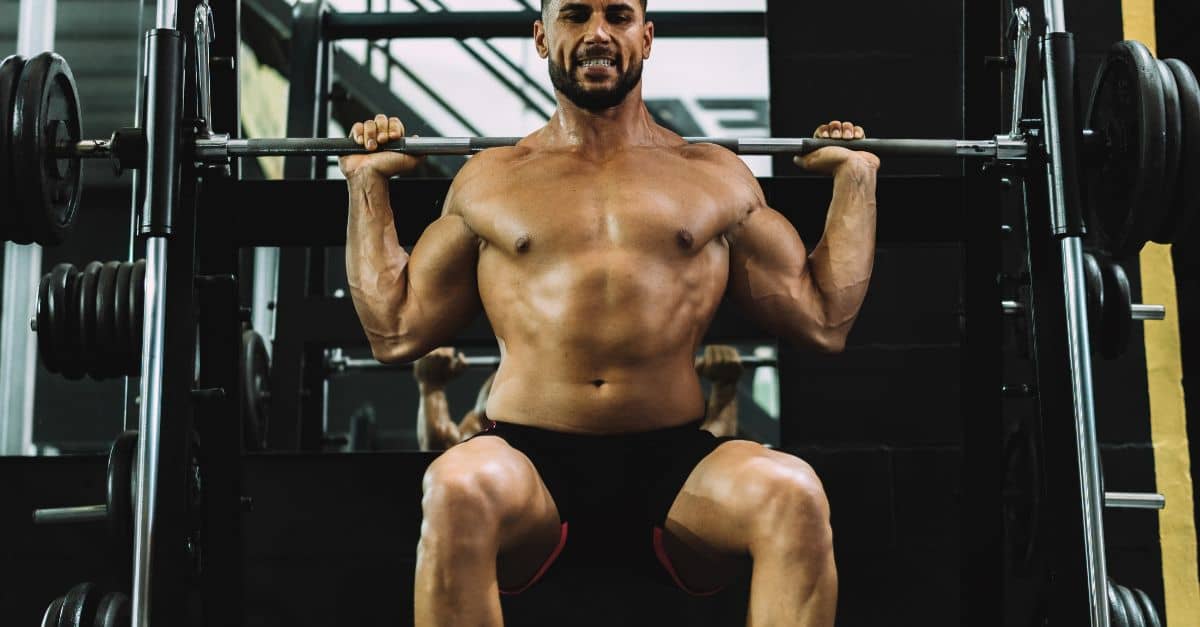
[344,2,874,625]
[344,123,876,434]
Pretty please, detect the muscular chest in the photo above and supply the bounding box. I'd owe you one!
[464,154,741,256]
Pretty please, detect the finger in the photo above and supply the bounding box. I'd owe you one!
[841,121,854,138]
[828,120,842,139]
[350,122,364,144]
[363,120,378,150]
[854,125,866,139]
[390,117,406,140]
[814,124,827,139]
[375,114,390,144]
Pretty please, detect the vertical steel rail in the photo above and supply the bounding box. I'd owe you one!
[133,2,184,624]
[1040,1,1108,625]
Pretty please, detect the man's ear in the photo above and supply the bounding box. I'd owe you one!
[642,20,654,59]
[535,20,549,58]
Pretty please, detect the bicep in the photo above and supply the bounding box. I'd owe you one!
[727,206,825,339]
[400,213,483,353]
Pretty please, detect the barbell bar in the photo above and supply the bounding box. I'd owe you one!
[68,133,1035,162]
[325,351,779,375]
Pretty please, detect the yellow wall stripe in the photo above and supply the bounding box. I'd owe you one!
[1120,2,1200,623]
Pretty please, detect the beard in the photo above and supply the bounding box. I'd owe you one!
[548,56,644,112]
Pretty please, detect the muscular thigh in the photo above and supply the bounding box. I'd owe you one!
[422,436,562,588]
[661,441,826,588]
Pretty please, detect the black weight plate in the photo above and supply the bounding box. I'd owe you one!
[11,52,82,246]
[93,262,120,379]
[1100,257,1134,359]
[58,582,101,627]
[128,259,145,374]
[76,262,102,377]
[58,265,87,380]
[0,55,33,243]
[113,262,132,376]
[1084,251,1105,348]
[107,430,137,559]
[240,329,271,451]
[1150,60,1182,244]
[1162,59,1200,244]
[1086,40,1167,258]
[93,592,129,627]
[1130,587,1162,627]
[41,597,65,627]
[1109,580,1131,627]
[37,270,58,374]
[1117,584,1147,627]
[47,264,75,378]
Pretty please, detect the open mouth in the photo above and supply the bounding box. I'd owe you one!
[577,57,616,71]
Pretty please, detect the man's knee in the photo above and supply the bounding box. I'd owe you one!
[743,454,832,554]
[421,439,538,530]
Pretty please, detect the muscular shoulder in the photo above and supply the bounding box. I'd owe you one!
[442,146,531,217]
[680,142,767,221]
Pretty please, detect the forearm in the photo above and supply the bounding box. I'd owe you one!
[701,383,739,437]
[345,170,411,355]
[807,162,878,330]
[417,385,460,451]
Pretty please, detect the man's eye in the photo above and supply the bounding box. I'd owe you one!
[563,11,588,22]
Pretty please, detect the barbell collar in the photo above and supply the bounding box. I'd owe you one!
[32,504,108,524]
[1104,491,1165,510]
[1001,300,1166,320]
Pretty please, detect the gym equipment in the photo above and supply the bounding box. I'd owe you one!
[4,47,1198,259]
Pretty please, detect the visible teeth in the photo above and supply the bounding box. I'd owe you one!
[580,59,614,67]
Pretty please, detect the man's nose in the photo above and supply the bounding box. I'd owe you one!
[582,15,613,44]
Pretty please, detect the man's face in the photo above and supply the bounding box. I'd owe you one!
[535,1,654,112]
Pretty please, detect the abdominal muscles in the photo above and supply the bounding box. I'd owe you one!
[479,246,727,433]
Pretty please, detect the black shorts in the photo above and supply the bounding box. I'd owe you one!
[469,418,747,596]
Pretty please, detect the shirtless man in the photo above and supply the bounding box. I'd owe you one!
[415,344,743,450]
[340,1,878,625]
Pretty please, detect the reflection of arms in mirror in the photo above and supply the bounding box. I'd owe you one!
[696,345,742,437]
[456,371,496,442]
[414,348,467,451]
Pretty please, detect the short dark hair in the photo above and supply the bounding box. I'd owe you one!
[541,0,648,19]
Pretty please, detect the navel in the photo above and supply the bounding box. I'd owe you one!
[591,379,606,388]
[676,228,695,250]
[514,233,532,253]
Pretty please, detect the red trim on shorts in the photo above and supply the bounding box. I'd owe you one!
[499,522,569,596]
[652,527,726,597]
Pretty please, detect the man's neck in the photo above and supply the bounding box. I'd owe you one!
[542,88,660,157]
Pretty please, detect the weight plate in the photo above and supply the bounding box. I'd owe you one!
[93,262,120,380]
[93,592,129,627]
[129,259,145,374]
[76,262,102,377]
[1109,579,1131,627]
[58,265,87,380]
[240,329,271,451]
[41,597,65,627]
[11,52,82,246]
[1085,40,1167,258]
[1150,60,1182,244]
[1161,59,1200,244]
[1117,584,1147,627]
[1130,587,1162,627]
[113,262,132,376]
[0,55,33,243]
[47,264,74,378]
[1084,251,1105,348]
[107,430,137,562]
[1099,257,1134,359]
[58,582,101,627]
[37,270,58,374]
